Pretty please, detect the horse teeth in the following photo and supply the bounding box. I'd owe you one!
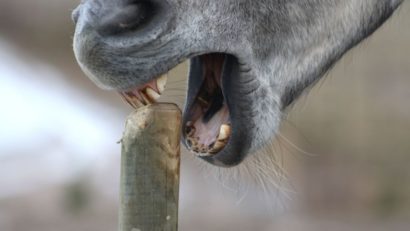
[140,90,152,105]
[119,75,165,108]
[156,74,167,93]
[185,121,196,136]
[199,144,208,153]
[186,126,195,136]
[186,124,231,155]
[209,140,226,154]
[207,124,231,154]
[131,96,144,108]
[217,124,231,141]
[120,93,143,108]
[146,87,161,101]
[192,146,199,152]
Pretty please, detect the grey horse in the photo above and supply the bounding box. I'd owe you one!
[72,0,404,167]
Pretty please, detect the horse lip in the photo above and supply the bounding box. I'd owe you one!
[182,53,248,166]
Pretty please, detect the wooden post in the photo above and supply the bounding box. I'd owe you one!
[119,103,182,231]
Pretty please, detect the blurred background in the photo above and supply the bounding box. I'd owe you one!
[0,1,409,230]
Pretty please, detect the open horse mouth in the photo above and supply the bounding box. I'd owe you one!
[119,53,235,158]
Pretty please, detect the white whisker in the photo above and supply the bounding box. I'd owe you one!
[277,132,317,157]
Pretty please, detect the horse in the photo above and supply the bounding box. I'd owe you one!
[72,0,404,167]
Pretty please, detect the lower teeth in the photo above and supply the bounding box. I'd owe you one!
[186,123,231,155]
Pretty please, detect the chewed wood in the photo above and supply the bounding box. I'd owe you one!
[119,103,182,231]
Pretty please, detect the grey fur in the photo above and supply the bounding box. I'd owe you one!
[73,0,403,166]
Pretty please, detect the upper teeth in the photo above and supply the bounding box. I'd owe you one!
[156,74,167,93]
[145,87,161,101]
[120,74,168,109]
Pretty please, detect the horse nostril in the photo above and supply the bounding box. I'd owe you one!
[96,1,153,36]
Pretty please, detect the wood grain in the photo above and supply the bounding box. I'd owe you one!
[119,103,182,231]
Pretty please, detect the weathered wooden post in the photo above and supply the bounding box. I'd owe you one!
[119,103,182,231]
